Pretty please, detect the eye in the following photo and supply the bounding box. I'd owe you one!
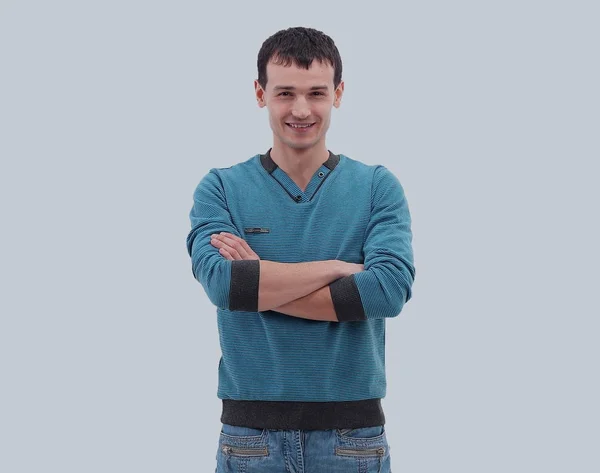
[312,91,325,96]
[278,92,291,96]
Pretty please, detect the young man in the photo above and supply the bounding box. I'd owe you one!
[186,26,415,472]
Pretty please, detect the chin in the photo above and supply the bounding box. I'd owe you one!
[284,142,309,150]
[288,138,321,149]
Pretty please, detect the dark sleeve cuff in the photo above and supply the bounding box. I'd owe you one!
[229,260,260,311]
[329,275,367,322]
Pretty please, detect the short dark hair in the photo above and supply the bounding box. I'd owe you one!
[257,26,343,91]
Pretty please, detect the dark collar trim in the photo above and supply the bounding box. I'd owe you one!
[260,148,340,174]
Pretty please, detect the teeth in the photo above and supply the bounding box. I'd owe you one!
[288,123,313,128]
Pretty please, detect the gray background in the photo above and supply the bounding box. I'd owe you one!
[1,1,598,472]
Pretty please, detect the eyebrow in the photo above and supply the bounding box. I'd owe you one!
[273,85,329,91]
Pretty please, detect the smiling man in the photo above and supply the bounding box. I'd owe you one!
[186,26,416,473]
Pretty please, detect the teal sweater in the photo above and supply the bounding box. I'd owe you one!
[186,148,416,430]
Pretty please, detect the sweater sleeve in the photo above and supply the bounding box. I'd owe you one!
[186,169,260,311]
[329,165,416,321]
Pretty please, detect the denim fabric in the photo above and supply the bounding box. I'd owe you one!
[215,423,392,473]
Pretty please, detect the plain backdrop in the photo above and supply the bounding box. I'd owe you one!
[1,1,598,472]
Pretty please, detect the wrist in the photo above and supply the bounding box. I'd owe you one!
[331,260,348,279]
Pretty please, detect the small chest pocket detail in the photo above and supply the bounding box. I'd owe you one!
[244,227,270,234]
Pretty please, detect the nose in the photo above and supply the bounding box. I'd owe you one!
[291,97,310,119]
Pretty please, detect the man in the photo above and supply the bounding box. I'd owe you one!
[186,26,415,473]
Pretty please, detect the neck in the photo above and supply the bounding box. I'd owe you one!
[269,143,330,182]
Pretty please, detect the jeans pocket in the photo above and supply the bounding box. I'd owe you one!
[218,423,269,460]
[335,425,389,468]
[336,425,385,440]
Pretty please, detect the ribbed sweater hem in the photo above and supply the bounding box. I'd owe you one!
[220,398,385,430]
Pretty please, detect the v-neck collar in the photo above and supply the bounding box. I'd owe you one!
[259,148,341,204]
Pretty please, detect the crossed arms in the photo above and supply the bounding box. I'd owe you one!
[209,233,363,321]
[186,166,416,322]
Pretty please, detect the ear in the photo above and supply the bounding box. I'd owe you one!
[333,80,344,108]
[254,80,266,108]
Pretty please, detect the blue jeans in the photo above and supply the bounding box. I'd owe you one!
[216,423,392,473]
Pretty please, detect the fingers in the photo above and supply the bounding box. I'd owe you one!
[217,245,234,260]
[211,235,243,259]
[226,233,260,259]
[210,232,259,260]
[218,232,254,254]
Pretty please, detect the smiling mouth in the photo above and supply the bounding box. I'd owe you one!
[286,123,315,129]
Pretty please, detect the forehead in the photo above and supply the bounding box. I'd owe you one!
[266,59,334,90]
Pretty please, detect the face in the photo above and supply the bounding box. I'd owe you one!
[254,58,344,151]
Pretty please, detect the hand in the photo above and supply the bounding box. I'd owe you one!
[341,262,364,277]
[210,232,260,261]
